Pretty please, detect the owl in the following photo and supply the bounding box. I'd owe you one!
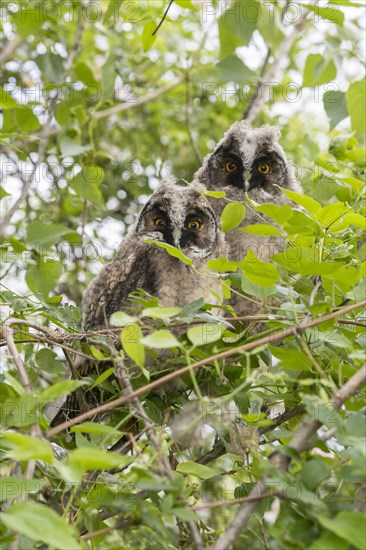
[194,122,301,263]
[194,122,301,316]
[50,181,226,427]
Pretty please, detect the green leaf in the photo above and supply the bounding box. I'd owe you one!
[68,165,104,208]
[309,531,348,550]
[174,0,197,9]
[280,189,321,214]
[240,224,281,236]
[3,107,41,133]
[323,91,349,129]
[141,329,181,349]
[38,380,88,402]
[256,203,293,225]
[346,80,366,136]
[71,423,122,435]
[206,257,238,272]
[239,251,280,287]
[68,447,134,471]
[0,477,45,503]
[0,186,10,200]
[142,307,181,321]
[177,461,221,480]
[187,323,223,346]
[303,54,336,87]
[90,367,115,389]
[110,311,139,326]
[2,433,54,463]
[1,501,81,550]
[26,221,78,247]
[316,202,350,228]
[172,507,199,521]
[36,53,64,83]
[204,190,226,199]
[269,346,312,371]
[221,203,246,232]
[218,0,257,56]
[274,249,344,277]
[103,0,125,24]
[216,55,255,83]
[26,258,62,296]
[74,62,98,87]
[318,512,366,550]
[301,459,329,489]
[0,87,19,109]
[121,323,145,367]
[307,5,345,25]
[59,137,91,157]
[145,240,192,266]
[142,21,157,52]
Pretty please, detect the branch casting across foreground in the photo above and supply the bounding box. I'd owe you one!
[45,299,366,437]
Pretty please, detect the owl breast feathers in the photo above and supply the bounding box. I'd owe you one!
[82,180,226,331]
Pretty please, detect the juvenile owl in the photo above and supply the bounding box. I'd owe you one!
[50,181,226,427]
[194,122,301,264]
[194,122,301,317]
[82,180,225,330]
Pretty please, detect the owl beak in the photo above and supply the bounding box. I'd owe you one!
[172,227,181,247]
[243,170,251,192]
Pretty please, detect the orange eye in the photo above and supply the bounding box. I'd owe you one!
[187,220,201,230]
[258,163,270,175]
[154,217,166,226]
[225,161,237,173]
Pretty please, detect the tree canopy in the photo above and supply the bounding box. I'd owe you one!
[0,1,365,549]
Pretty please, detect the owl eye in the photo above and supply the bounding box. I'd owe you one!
[258,163,270,175]
[225,161,237,173]
[186,220,201,230]
[154,217,166,227]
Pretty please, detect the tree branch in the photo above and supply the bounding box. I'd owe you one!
[152,0,174,36]
[243,8,311,124]
[0,35,24,69]
[210,364,366,550]
[46,299,366,437]
[93,75,186,120]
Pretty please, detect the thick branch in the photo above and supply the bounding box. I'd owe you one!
[46,299,366,437]
[210,364,366,550]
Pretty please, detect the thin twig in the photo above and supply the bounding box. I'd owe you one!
[93,75,186,120]
[2,320,32,393]
[191,491,283,511]
[46,299,366,437]
[0,35,24,68]
[185,72,202,165]
[152,0,174,36]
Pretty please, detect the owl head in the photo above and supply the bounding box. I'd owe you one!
[196,122,298,194]
[135,180,223,260]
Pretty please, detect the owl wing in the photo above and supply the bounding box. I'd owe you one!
[82,238,151,331]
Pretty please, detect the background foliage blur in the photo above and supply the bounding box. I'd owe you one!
[0,1,365,549]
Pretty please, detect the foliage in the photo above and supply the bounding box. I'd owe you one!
[1,1,365,549]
